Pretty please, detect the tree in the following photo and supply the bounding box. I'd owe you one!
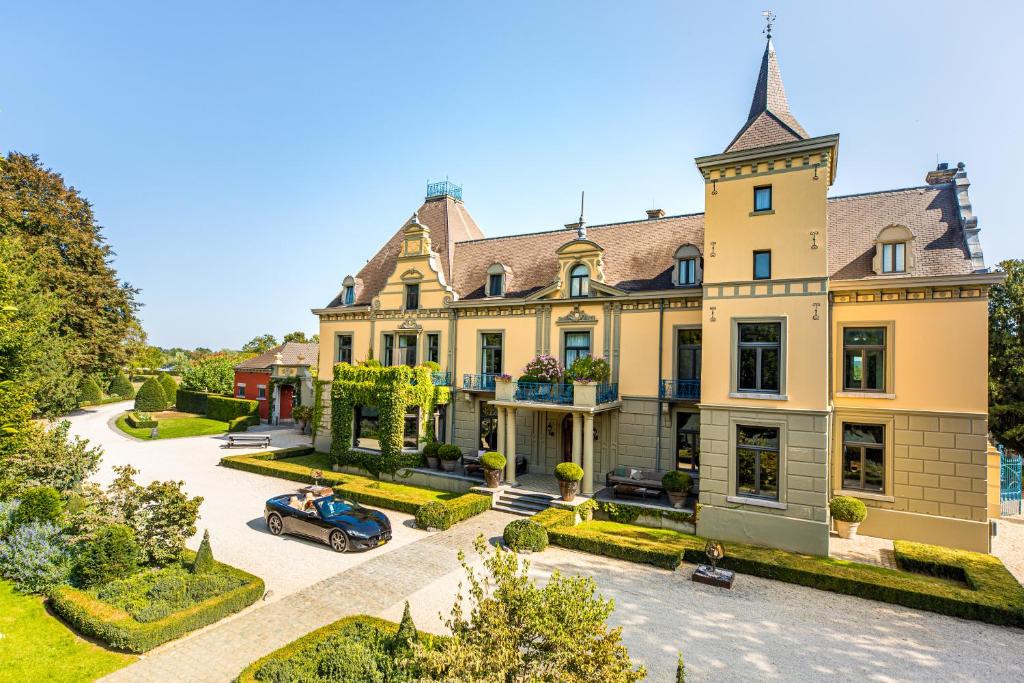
[990,259,1024,451]
[180,355,238,394]
[242,334,278,354]
[413,537,646,682]
[134,377,167,412]
[134,345,164,372]
[157,372,177,408]
[282,331,312,344]
[5,420,103,493]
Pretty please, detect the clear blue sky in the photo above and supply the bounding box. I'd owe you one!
[2,1,1020,349]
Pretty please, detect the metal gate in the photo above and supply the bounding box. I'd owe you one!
[1001,447,1023,517]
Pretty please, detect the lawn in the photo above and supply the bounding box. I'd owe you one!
[115,411,229,440]
[0,580,134,682]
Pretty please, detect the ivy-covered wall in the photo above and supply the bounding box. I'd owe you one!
[330,362,450,477]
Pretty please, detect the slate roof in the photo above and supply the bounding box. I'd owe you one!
[726,39,809,153]
[235,342,319,370]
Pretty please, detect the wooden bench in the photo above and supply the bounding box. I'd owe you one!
[225,434,271,449]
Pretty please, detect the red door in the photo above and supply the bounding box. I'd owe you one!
[279,385,294,420]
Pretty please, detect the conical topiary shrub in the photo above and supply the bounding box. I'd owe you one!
[192,529,214,573]
[79,377,103,404]
[393,600,417,649]
[109,372,135,400]
[157,372,177,408]
[134,376,167,412]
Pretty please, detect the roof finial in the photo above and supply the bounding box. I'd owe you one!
[576,190,587,240]
[762,9,775,41]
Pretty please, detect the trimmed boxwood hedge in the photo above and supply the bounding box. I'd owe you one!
[207,395,259,423]
[219,449,491,526]
[125,412,157,429]
[175,389,210,415]
[49,550,264,653]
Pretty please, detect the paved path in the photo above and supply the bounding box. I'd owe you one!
[100,511,511,682]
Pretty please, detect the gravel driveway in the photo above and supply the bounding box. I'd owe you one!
[66,402,425,600]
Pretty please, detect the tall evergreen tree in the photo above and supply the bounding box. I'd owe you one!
[990,259,1024,451]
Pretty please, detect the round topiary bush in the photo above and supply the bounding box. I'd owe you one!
[134,376,168,412]
[503,518,548,552]
[554,462,584,482]
[79,377,103,404]
[109,372,135,400]
[157,372,177,408]
[73,523,140,587]
[662,470,693,493]
[829,495,868,523]
[415,501,452,530]
[437,444,462,461]
[422,441,440,458]
[481,451,506,471]
[12,486,64,526]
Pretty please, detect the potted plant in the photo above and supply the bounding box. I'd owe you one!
[423,441,441,470]
[481,451,506,488]
[830,496,868,539]
[437,444,462,472]
[554,462,584,502]
[662,470,693,508]
[567,356,611,407]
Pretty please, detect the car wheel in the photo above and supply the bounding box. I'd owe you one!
[329,530,349,553]
[267,513,283,536]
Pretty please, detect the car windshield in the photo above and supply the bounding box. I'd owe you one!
[314,497,356,517]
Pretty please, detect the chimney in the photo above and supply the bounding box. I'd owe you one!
[925,161,960,186]
[645,208,665,220]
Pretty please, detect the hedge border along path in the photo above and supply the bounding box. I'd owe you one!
[220,447,491,530]
[534,513,1024,627]
[49,550,264,653]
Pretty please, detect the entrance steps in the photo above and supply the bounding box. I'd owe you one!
[493,489,558,517]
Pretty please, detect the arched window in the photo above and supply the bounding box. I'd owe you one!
[569,264,590,298]
[341,276,356,305]
[486,263,506,297]
[673,245,702,287]
[872,225,915,276]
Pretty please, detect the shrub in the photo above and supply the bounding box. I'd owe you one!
[419,360,442,372]
[157,372,178,407]
[227,416,251,433]
[192,530,214,573]
[830,496,868,523]
[125,411,158,429]
[0,522,71,593]
[74,524,140,587]
[503,519,548,552]
[599,500,642,524]
[677,653,685,683]
[423,441,440,458]
[437,444,462,462]
[5,420,103,494]
[481,451,506,471]
[207,395,259,423]
[79,377,103,404]
[394,601,417,649]
[567,355,611,383]
[415,501,452,530]
[12,486,64,526]
[554,462,584,482]
[175,389,209,415]
[134,377,167,412]
[522,354,564,382]
[662,470,692,493]
[109,373,135,399]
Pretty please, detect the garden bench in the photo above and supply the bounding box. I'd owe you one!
[225,434,271,449]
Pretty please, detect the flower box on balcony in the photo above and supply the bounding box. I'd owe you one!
[495,378,515,401]
[572,381,597,408]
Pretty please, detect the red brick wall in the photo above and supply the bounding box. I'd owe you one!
[233,370,271,420]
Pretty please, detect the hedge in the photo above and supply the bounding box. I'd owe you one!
[175,389,210,415]
[219,449,491,525]
[207,395,259,423]
[545,519,1024,626]
[81,396,132,407]
[125,412,158,429]
[227,416,254,433]
[49,550,264,653]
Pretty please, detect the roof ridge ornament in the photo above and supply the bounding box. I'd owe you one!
[576,190,587,240]
[762,9,775,41]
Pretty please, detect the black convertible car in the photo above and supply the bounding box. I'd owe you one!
[264,493,392,552]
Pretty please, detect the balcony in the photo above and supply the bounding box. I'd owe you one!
[660,379,700,401]
[463,373,499,391]
[515,382,573,405]
[431,371,452,387]
[504,381,619,407]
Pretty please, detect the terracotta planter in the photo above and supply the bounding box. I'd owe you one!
[495,381,515,401]
[667,490,686,508]
[559,480,579,502]
[440,459,457,472]
[426,456,440,470]
[483,468,502,488]
[835,520,861,539]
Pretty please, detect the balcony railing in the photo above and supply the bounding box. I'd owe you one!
[431,371,451,387]
[463,373,499,391]
[660,379,700,401]
[597,383,619,404]
[515,382,574,405]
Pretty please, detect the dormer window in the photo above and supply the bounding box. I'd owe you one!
[872,225,915,276]
[343,286,355,305]
[569,264,590,298]
[486,263,507,297]
[673,245,702,287]
[881,243,905,273]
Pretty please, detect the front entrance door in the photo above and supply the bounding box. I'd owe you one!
[561,414,574,463]
[280,385,294,420]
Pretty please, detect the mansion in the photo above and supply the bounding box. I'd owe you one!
[312,36,1000,555]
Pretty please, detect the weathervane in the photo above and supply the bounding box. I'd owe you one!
[762,9,776,40]
[576,190,587,240]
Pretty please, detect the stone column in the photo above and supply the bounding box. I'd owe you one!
[506,407,518,486]
[582,412,595,495]
[496,404,506,457]
[571,412,583,467]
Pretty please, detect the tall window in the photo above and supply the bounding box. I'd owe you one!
[842,423,884,492]
[337,334,353,364]
[881,243,906,273]
[737,322,781,393]
[426,333,440,365]
[343,286,355,305]
[753,250,771,280]
[677,329,701,381]
[383,335,394,366]
[403,407,420,449]
[257,385,266,400]
[754,185,772,212]
[479,402,497,451]
[569,264,590,298]
[405,283,420,310]
[397,334,417,367]
[488,273,504,297]
[736,425,779,500]
[843,328,885,392]
[676,412,700,471]
[236,384,245,398]
[481,333,502,375]
[678,257,697,286]
[564,331,591,368]
[354,405,381,450]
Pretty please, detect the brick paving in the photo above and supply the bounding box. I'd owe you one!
[99,511,512,683]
